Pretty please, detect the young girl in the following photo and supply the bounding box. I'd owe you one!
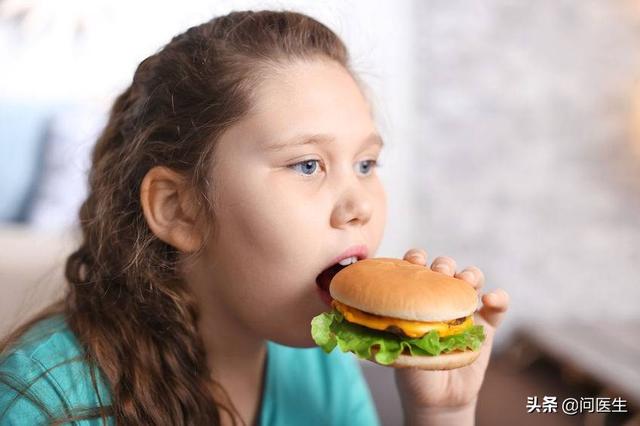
[0,10,509,426]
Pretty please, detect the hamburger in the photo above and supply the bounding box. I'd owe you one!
[311,257,485,370]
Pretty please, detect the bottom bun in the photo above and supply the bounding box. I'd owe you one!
[370,349,481,370]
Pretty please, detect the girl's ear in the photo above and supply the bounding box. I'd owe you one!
[140,166,204,253]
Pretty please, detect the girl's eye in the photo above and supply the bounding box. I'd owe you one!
[288,159,380,177]
[357,159,380,176]
[290,159,321,176]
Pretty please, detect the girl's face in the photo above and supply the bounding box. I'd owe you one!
[201,59,386,347]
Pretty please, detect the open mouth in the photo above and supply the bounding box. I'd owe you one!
[315,256,361,303]
[316,263,348,295]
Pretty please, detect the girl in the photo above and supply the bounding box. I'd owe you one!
[0,10,509,426]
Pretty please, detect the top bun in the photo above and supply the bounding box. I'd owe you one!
[330,258,479,322]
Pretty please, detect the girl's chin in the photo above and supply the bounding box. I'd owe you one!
[262,288,332,349]
[271,332,318,348]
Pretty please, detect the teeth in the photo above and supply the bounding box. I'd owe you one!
[338,256,358,266]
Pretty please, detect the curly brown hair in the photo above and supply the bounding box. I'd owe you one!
[1,9,352,425]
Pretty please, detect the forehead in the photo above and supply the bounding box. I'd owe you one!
[243,59,377,146]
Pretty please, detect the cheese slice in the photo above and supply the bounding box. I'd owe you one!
[332,300,473,338]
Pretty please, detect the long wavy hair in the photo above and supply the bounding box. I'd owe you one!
[0,10,351,425]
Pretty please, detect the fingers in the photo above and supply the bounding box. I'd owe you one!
[454,266,485,290]
[477,288,510,329]
[403,248,428,265]
[404,251,485,290]
[430,256,456,276]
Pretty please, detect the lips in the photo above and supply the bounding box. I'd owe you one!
[330,244,368,267]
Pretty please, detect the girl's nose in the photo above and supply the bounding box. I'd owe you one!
[330,187,373,229]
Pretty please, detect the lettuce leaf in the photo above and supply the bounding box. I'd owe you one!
[310,309,485,365]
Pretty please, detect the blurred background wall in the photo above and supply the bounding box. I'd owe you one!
[2,0,639,424]
[413,0,640,340]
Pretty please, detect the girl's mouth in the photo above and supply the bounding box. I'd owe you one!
[316,263,345,307]
[316,261,345,288]
[315,250,365,307]
[315,259,358,306]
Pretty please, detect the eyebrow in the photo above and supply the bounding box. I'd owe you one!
[264,132,384,152]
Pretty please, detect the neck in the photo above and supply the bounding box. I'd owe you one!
[201,311,267,426]
[183,260,267,426]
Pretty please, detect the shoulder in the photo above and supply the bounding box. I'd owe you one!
[264,342,380,426]
[0,315,112,425]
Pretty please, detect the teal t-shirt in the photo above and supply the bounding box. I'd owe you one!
[0,315,380,425]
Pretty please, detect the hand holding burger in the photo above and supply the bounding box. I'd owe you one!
[312,257,484,369]
[312,248,510,425]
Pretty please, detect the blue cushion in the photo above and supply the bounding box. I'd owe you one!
[0,101,51,222]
